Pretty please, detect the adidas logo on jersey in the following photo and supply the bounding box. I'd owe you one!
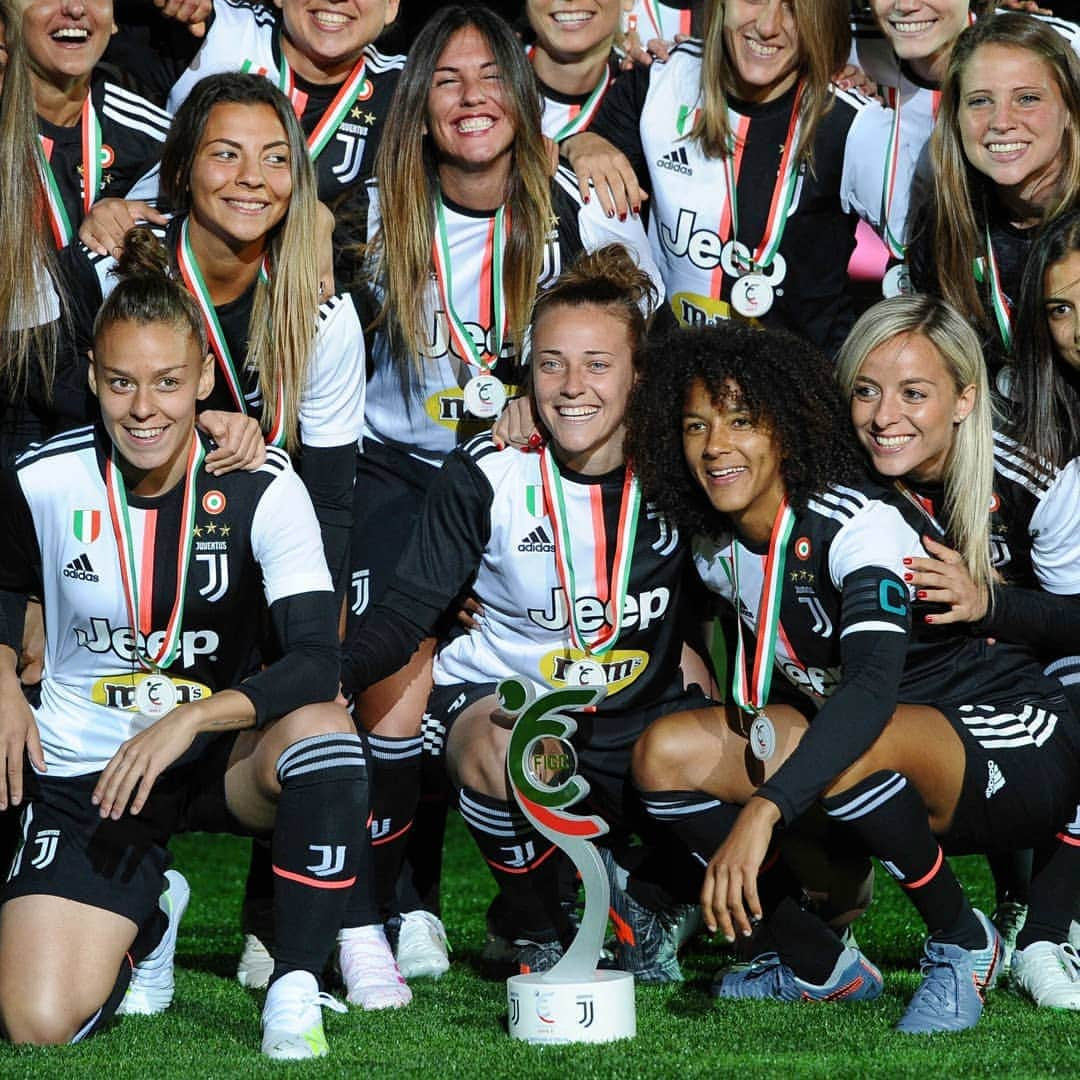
[63,553,99,583]
[985,759,1006,799]
[518,525,556,553]
[656,146,693,175]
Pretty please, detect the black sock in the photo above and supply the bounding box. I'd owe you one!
[270,732,368,984]
[70,955,132,1043]
[1017,821,1080,949]
[368,733,423,919]
[240,838,275,945]
[754,896,845,985]
[396,790,450,915]
[822,770,982,948]
[988,849,1033,906]
[638,789,741,869]
[458,787,568,943]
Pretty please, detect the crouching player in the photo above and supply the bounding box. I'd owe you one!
[0,264,367,1059]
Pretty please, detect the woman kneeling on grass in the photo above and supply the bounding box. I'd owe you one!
[624,321,1080,1032]
[0,257,366,1060]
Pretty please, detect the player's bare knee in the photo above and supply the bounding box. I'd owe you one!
[632,714,687,792]
[457,727,510,797]
[0,994,80,1046]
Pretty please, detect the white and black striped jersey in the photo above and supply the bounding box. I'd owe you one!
[345,434,689,717]
[0,427,332,776]
[112,0,403,205]
[58,216,366,449]
[588,43,919,354]
[535,52,619,142]
[694,476,1067,822]
[358,173,664,465]
[38,70,171,244]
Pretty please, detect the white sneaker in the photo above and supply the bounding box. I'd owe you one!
[1070,920,1080,949]
[261,970,346,1060]
[118,869,190,1016]
[237,933,275,990]
[991,900,1028,973]
[1011,941,1080,1009]
[395,911,451,980]
[337,925,413,1009]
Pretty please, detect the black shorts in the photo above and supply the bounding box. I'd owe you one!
[2,733,246,925]
[425,679,713,829]
[347,440,439,627]
[942,687,1080,854]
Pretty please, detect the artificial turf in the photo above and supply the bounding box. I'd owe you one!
[0,819,1075,1078]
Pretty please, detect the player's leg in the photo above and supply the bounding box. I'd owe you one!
[0,895,136,1045]
[224,701,368,1059]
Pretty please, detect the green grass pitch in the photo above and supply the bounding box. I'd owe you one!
[0,819,1076,1078]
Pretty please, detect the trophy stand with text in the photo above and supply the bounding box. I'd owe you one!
[501,677,636,1045]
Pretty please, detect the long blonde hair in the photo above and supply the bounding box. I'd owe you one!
[835,295,995,597]
[929,14,1080,331]
[0,0,58,399]
[369,5,552,395]
[690,0,849,168]
[159,74,319,453]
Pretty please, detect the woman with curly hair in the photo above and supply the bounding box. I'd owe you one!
[625,320,1080,1032]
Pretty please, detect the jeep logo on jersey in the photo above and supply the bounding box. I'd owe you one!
[421,309,514,365]
[541,649,649,696]
[528,586,671,634]
[92,673,212,711]
[779,659,840,699]
[661,209,788,284]
[74,617,218,668]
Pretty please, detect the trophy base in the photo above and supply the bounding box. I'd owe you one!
[507,969,635,1044]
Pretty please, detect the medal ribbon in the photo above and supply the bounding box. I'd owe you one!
[709,111,750,298]
[551,67,610,142]
[880,87,905,261]
[730,498,795,715]
[723,81,805,274]
[104,434,205,671]
[974,224,1012,349]
[176,220,286,446]
[36,97,102,248]
[432,195,508,376]
[276,36,370,160]
[539,449,641,658]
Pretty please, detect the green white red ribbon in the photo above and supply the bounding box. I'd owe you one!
[36,97,102,248]
[104,433,205,672]
[539,448,641,659]
[974,223,1012,350]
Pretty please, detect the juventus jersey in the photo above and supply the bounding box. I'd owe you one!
[359,172,664,464]
[156,0,403,204]
[38,69,171,245]
[535,53,619,142]
[392,435,687,714]
[589,43,916,354]
[59,216,366,449]
[0,427,331,776]
[624,0,695,42]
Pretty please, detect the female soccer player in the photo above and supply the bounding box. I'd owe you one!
[61,73,366,593]
[909,13,1080,392]
[625,320,1080,1031]
[0,256,367,1060]
[343,244,708,979]
[561,0,917,352]
[339,4,662,995]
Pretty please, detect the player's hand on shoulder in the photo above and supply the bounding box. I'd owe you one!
[492,394,542,451]
[153,0,212,36]
[904,535,989,625]
[563,132,646,221]
[78,199,169,258]
[199,411,267,474]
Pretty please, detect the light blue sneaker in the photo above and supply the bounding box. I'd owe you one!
[712,947,884,1002]
[895,910,1002,1034]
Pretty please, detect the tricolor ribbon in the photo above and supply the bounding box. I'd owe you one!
[432,194,508,376]
[974,223,1012,350]
[104,433,205,672]
[539,449,641,660]
[728,498,795,716]
[176,219,286,446]
[527,45,611,142]
[36,97,103,248]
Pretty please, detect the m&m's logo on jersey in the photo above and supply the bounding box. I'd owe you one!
[72,509,101,544]
[794,537,812,561]
[202,490,226,514]
[989,493,1001,513]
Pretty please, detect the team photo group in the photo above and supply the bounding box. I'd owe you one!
[0,0,1078,1064]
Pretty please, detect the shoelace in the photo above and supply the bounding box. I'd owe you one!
[339,934,404,987]
[401,912,451,952]
[264,987,346,1030]
[1057,943,1080,981]
[745,953,785,989]
[914,956,961,1012]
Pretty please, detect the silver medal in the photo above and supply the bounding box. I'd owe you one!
[463,375,507,419]
[749,712,776,762]
[134,673,178,719]
[731,273,774,318]
[882,263,912,298]
[565,659,607,686]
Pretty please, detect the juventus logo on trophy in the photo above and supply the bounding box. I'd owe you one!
[501,677,636,1044]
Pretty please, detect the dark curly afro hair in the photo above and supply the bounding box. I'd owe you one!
[626,322,864,538]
